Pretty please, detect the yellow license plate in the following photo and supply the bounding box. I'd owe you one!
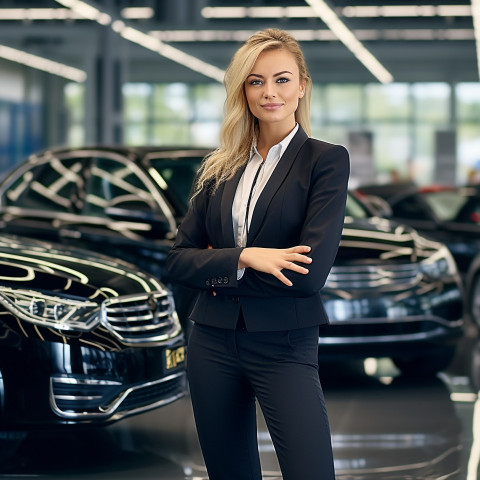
[165,346,185,370]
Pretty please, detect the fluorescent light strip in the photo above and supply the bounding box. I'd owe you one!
[120,7,154,20]
[305,0,393,83]
[0,7,155,21]
[0,8,84,20]
[201,5,472,19]
[343,5,472,17]
[473,0,480,79]
[54,0,111,25]
[0,44,86,82]
[149,29,475,42]
[55,0,225,83]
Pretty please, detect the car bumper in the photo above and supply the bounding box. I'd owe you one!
[318,316,463,358]
[319,281,464,358]
[0,331,186,427]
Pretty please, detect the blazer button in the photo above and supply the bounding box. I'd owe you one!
[231,296,239,303]
[206,279,211,287]
[223,277,229,284]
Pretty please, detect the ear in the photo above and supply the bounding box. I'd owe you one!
[299,80,306,98]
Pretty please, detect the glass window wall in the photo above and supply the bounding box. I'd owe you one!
[63,80,480,187]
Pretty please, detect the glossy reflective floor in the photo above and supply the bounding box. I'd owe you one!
[2,328,480,480]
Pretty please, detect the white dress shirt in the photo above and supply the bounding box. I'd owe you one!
[233,124,299,278]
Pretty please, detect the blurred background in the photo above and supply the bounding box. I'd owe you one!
[0,0,478,187]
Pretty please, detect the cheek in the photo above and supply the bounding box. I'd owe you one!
[245,90,256,112]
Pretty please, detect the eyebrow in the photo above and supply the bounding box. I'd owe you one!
[247,70,293,79]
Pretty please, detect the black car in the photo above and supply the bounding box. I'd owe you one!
[356,183,480,326]
[0,146,208,332]
[0,147,464,375]
[0,234,186,428]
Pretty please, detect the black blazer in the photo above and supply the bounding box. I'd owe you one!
[167,126,350,332]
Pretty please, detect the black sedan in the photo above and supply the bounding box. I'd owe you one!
[322,201,463,375]
[0,234,186,428]
[0,147,464,375]
[356,182,480,326]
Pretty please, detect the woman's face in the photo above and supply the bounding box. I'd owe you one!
[244,48,305,131]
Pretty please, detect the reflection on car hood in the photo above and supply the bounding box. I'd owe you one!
[338,217,441,265]
[0,235,165,300]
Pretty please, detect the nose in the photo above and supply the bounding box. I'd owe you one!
[263,80,276,99]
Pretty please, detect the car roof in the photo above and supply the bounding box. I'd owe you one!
[30,145,212,159]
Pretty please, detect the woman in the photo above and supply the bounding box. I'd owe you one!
[167,28,349,480]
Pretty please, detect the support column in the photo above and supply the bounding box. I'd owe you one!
[83,5,125,146]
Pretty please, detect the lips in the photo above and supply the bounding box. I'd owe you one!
[261,103,283,110]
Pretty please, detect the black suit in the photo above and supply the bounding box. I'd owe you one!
[167,126,349,480]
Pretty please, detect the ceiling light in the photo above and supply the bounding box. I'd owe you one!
[0,8,84,20]
[201,4,472,19]
[54,0,111,25]
[438,5,472,16]
[305,0,393,83]
[0,44,86,82]
[201,7,248,19]
[120,7,154,20]
[55,0,224,82]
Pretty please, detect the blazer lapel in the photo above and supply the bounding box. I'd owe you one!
[220,164,246,247]
[247,127,309,246]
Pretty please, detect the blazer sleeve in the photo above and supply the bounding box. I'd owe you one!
[219,144,350,297]
[166,187,244,291]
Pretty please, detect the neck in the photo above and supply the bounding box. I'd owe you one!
[256,120,296,157]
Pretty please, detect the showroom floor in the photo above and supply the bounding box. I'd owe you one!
[1,330,480,480]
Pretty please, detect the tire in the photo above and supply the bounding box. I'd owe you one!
[392,346,456,377]
[470,274,480,328]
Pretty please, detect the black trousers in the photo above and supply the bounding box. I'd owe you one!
[187,318,335,480]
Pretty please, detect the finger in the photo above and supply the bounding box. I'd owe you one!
[286,245,311,254]
[288,253,312,264]
[283,261,309,274]
[275,271,293,286]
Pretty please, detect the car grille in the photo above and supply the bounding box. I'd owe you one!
[325,263,420,290]
[101,292,179,344]
[50,372,186,420]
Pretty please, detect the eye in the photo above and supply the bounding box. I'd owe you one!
[248,79,263,86]
[276,77,290,84]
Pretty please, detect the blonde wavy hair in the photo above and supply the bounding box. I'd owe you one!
[193,28,312,198]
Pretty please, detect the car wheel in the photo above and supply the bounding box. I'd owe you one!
[470,273,480,328]
[392,346,456,377]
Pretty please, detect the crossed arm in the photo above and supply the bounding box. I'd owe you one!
[167,144,349,296]
[238,245,312,287]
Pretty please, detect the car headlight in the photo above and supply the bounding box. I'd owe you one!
[0,287,100,331]
[419,246,457,279]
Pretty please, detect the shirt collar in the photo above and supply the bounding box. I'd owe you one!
[251,123,299,163]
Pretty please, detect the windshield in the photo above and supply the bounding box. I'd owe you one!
[148,156,203,218]
[345,193,369,219]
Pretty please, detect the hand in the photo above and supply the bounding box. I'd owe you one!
[238,246,312,286]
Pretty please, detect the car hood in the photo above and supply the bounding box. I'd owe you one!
[338,217,441,266]
[0,235,165,301]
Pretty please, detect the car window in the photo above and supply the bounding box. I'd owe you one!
[2,157,84,213]
[390,194,433,221]
[453,196,480,224]
[84,156,158,217]
[421,191,468,222]
[149,156,202,218]
[345,193,369,219]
